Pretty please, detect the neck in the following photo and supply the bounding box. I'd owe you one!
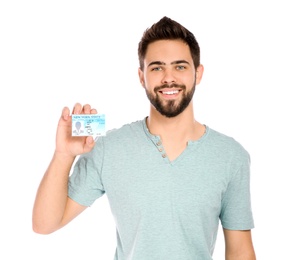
[146,104,204,142]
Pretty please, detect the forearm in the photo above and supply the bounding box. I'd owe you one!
[226,250,256,260]
[32,152,75,234]
[226,252,256,260]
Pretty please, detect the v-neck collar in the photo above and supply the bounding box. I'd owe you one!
[141,117,209,165]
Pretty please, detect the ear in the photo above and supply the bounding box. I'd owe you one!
[195,64,204,84]
[138,68,145,87]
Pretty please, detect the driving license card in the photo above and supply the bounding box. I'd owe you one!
[72,114,106,137]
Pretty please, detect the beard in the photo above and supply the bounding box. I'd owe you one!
[144,80,196,118]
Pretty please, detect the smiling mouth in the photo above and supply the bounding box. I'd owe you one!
[160,90,180,95]
[159,88,182,95]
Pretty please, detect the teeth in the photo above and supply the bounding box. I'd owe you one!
[162,90,179,95]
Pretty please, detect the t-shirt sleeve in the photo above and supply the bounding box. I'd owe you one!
[220,152,255,230]
[68,137,105,206]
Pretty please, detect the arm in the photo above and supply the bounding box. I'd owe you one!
[32,103,97,234]
[223,229,256,260]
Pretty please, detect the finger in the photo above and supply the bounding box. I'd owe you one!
[82,104,91,114]
[86,136,94,144]
[90,108,98,114]
[72,103,82,114]
[85,136,95,150]
[61,107,70,121]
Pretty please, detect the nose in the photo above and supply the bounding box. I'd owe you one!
[161,69,176,85]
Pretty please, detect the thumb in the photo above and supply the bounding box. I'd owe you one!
[84,136,95,151]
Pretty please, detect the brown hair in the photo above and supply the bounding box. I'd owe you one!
[138,16,200,70]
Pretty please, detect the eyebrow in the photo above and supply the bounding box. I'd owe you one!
[147,60,190,67]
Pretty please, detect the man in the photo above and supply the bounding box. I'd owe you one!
[33,16,256,259]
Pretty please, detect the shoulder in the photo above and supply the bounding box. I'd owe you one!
[206,126,250,161]
[106,119,144,138]
[95,119,146,147]
[91,118,150,160]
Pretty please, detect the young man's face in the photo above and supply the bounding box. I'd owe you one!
[138,39,203,118]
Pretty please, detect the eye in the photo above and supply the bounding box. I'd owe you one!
[151,67,162,71]
[176,65,186,70]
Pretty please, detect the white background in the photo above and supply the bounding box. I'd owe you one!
[1,1,295,259]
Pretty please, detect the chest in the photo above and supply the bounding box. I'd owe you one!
[101,150,229,220]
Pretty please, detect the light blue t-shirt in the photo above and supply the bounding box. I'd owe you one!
[68,118,254,260]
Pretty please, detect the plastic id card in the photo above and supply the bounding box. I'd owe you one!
[72,114,106,137]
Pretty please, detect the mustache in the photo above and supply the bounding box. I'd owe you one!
[154,83,186,93]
